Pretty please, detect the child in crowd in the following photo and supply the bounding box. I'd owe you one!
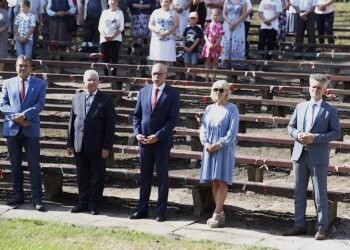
[98,0,124,76]
[201,8,223,82]
[13,0,36,58]
[257,0,282,60]
[183,12,203,81]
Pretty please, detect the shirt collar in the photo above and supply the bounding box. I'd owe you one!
[309,98,322,107]
[153,83,165,92]
[86,89,98,97]
[18,76,30,82]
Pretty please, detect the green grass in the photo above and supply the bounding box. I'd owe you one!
[0,218,274,250]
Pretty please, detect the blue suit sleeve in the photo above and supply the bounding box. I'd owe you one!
[133,91,142,136]
[287,104,301,140]
[0,81,16,116]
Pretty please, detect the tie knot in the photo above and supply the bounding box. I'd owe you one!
[154,87,159,92]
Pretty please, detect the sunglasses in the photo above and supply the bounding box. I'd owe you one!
[213,88,225,93]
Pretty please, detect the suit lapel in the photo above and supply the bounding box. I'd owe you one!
[311,102,325,130]
[302,102,308,132]
[151,84,167,112]
[78,92,86,118]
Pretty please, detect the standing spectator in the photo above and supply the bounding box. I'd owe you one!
[257,0,282,59]
[201,8,223,82]
[0,56,46,212]
[284,74,341,240]
[285,0,298,42]
[148,0,179,65]
[128,0,155,37]
[46,0,76,43]
[172,0,191,40]
[294,0,317,52]
[130,63,180,222]
[0,0,9,70]
[14,0,36,58]
[79,0,107,53]
[221,0,247,69]
[244,0,253,58]
[204,0,224,23]
[98,0,124,76]
[315,0,335,44]
[67,70,116,215]
[190,0,206,28]
[200,80,239,228]
[278,0,288,41]
[14,0,43,56]
[6,0,16,33]
[183,11,203,80]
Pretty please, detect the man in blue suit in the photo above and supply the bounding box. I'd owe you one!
[131,63,180,222]
[0,56,46,211]
[285,74,341,240]
[67,70,115,215]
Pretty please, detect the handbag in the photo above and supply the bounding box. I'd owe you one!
[65,15,78,32]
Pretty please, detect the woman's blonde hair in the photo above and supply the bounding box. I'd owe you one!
[210,80,230,102]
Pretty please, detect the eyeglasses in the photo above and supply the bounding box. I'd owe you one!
[213,88,225,93]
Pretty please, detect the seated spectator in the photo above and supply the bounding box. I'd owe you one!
[183,12,203,80]
[0,0,9,70]
[257,0,282,60]
[148,0,179,65]
[46,0,76,43]
[98,0,124,76]
[172,0,191,40]
[315,0,335,44]
[14,0,36,58]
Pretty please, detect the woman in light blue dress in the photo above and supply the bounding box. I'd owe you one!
[221,0,247,69]
[200,80,239,228]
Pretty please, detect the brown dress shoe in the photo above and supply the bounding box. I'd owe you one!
[315,230,326,240]
[283,226,307,236]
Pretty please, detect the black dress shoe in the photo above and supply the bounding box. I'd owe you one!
[33,201,45,212]
[156,215,166,222]
[89,205,100,215]
[70,204,88,213]
[7,196,24,206]
[129,212,148,219]
[283,226,307,236]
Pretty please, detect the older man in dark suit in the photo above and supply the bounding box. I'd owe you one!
[130,63,180,222]
[285,74,341,240]
[67,69,115,215]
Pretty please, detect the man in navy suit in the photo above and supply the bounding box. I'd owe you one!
[131,63,180,222]
[67,70,115,215]
[285,74,341,240]
[0,56,46,211]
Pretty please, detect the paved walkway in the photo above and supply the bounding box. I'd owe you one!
[0,201,349,250]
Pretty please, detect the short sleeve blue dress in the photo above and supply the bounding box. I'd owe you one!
[199,103,239,185]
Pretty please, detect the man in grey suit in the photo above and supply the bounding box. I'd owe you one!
[67,70,115,215]
[284,74,341,240]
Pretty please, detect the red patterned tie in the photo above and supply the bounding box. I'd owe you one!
[151,87,159,111]
[19,78,25,102]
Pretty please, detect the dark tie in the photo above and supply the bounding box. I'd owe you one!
[85,94,93,115]
[19,78,25,102]
[151,87,159,111]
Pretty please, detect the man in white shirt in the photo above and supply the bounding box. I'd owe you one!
[315,0,335,44]
[294,0,317,52]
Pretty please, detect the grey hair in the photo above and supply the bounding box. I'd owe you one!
[152,63,168,74]
[83,69,99,81]
[16,55,32,66]
[309,74,329,88]
[210,80,230,102]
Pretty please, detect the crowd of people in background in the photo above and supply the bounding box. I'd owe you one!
[0,0,337,71]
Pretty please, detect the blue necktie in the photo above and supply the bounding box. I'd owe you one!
[85,94,93,115]
[306,103,316,132]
